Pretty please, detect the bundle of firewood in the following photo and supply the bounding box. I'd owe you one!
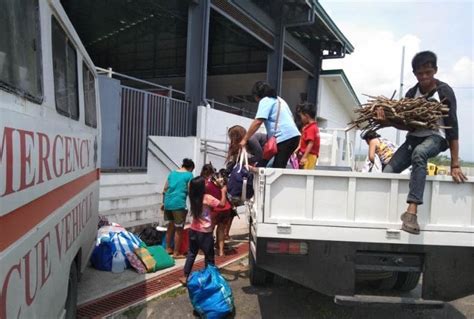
[347,95,451,132]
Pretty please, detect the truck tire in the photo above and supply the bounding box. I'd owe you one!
[369,272,399,290]
[249,252,267,286]
[394,272,421,292]
[65,262,78,319]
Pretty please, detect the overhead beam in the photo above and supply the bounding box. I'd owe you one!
[212,0,317,75]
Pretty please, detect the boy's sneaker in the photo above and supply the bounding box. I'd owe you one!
[400,212,420,235]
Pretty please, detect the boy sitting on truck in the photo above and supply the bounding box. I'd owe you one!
[377,51,467,234]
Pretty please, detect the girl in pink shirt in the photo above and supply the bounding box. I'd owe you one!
[183,176,227,281]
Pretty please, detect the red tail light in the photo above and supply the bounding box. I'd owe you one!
[266,241,308,255]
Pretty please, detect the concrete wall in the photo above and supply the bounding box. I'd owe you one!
[318,79,352,128]
[147,105,259,190]
[147,136,199,191]
[99,75,122,169]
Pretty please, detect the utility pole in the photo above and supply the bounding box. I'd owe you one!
[396,46,405,145]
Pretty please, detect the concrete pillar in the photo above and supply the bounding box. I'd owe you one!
[185,0,211,135]
[266,19,285,95]
[307,52,322,114]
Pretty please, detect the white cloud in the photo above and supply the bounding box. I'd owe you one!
[439,56,474,87]
[323,24,421,103]
[323,25,474,161]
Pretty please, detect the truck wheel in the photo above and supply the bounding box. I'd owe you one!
[394,272,421,292]
[249,252,267,286]
[65,262,78,319]
[369,272,398,290]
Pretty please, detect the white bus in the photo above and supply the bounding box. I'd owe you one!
[1,0,100,318]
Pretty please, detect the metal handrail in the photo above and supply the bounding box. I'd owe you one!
[207,98,256,117]
[96,66,186,97]
[148,137,180,169]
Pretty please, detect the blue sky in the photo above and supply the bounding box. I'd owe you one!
[320,0,474,162]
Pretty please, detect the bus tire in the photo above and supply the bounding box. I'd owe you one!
[394,272,421,292]
[65,262,78,319]
[249,252,267,286]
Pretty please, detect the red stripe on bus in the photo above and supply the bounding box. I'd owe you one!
[0,169,100,252]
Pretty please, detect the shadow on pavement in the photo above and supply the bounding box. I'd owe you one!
[241,275,467,319]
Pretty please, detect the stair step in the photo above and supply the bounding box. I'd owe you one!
[120,218,160,229]
[99,194,161,211]
[100,173,148,186]
[99,204,160,216]
[99,204,164,227]
[99,191,161,201]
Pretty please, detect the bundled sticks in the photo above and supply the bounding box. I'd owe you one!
[347,95,451,133]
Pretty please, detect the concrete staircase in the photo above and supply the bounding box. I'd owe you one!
[99,173,164,228]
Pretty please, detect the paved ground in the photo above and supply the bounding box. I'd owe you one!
[78,214,250,305]
[116,258,474,319]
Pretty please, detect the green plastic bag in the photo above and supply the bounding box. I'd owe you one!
[147,245,175,271]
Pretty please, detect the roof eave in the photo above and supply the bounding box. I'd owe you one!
[320,69,361,107]
[313,2,354,54]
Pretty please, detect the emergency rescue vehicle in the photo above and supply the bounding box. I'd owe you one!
[1,0,100,318]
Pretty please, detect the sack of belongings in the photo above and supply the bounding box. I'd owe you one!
[90,225,143,271]
[138,224,164,246]
[187,265,234,319]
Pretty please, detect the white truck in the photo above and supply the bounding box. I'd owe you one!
[249,168,474,303]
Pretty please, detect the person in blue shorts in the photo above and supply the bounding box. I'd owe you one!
[162,158,194,258]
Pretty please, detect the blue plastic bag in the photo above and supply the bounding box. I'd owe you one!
[90,238,114,271]
[187,265,234,319]
[90,228,144,271]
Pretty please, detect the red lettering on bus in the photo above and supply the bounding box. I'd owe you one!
[64,136,72,174]
[37,132,52,185]
[54,219,64,261]
[38,233,51,288]
[79,140,87,169]
[1,127,15,196]
[0,259,22,319]
[52,135,64,178]
[23,247,39,306]
[65,212,72,252]
[18,129,36,192]
[73,138,81,172]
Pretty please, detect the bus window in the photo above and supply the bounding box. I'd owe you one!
[83,63,97,128]
[52,17,79,120]
[0,0,43,102]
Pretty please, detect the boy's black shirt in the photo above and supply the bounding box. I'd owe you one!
[405,79,459,141]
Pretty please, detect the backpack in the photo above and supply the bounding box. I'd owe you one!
[227,149,254,200]
[138,225,163,246]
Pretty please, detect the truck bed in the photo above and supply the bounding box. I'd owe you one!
[252,168,474,247]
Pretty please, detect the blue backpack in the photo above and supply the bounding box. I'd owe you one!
[227,157,254,200]
[187,265,234,319]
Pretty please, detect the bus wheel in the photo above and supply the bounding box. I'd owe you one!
[394,272,421,292]
[65,262,78,319]
[249,252,267,286]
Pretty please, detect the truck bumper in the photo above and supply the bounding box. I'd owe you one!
[253,238,474,301]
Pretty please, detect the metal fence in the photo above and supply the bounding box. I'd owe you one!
[97,67,252,170]
[119,86,189,168]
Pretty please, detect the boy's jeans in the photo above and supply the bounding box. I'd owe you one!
[383,135,448,205]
